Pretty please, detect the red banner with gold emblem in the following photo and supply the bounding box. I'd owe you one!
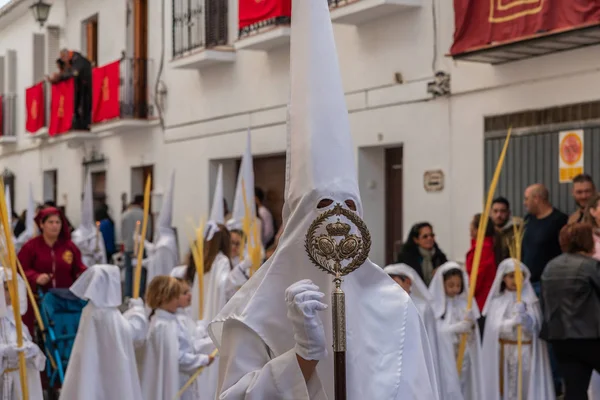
[239,0,291,29]
[451,1,600,55]
[49,79,75,136]
[92,60,120,123]
[25,82,45,133]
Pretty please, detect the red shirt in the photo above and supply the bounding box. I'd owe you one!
[465,236,497,311]
[18,235,87,291]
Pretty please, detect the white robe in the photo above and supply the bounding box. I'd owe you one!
[412,296,441,390]
[71,229,108,267]
[60,303,148,400]
[140,309,209,400]
[146,233,179,286]
[481,291,555,400]
[0,310,45,400]
[190,252,231,400]
[592,374,600,400]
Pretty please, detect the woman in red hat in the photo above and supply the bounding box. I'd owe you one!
[18,207,87,333]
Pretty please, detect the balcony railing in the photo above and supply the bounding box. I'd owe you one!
[119,58,154,119]
[172,0,228,58]
[328,0,353,8]
[239,16,290,39]
[1,94,16,138]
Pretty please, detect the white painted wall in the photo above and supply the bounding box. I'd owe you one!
[0,0,598,266]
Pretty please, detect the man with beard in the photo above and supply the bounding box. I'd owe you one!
[568,173,596,224]
[490,197,522,265]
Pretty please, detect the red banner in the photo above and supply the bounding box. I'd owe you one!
[451,1,600,55]
[92,60,120,123]
[49,79,75,136]
[0,95,3,137]
[25,82,45,133]
[239,0,291,29]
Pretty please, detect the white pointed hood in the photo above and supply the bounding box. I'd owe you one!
[206,164,225,241]
[210,1,438,399]
[156,170,175,238]
[25,183,35,237]
[70,264,122,308]
[226,131,255,231]
[0,267,27,316]
[482,258,537,316]
[384,263,432,303]
[80,171,95,235]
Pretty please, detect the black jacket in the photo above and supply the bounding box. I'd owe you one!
[59,52,92,82]
[396,244,448,284]
[540,253,600,340]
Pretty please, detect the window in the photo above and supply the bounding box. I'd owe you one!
[47,27,60,76]
[43,170,58,204]
[33,33,45,84]
[81,15,98,66]
[91,171,107,211]
[172,0,228,58]
[0,56,4,95]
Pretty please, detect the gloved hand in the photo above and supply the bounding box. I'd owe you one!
[512,302,526,315]
[448,320,474,334]
[239,258,252,273]
[515,312,535,333]
[128,297,144,310]
[464,309,477,322]
[133,233,155,255]
[285,279,328,361]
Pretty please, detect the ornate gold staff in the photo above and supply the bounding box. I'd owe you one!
[305,203,371,400]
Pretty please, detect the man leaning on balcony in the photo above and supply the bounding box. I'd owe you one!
[47,49,93,131]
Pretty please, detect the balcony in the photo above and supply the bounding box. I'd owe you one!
[88,58,157,136]
[171,0,235,69]
[328,0,420,25]
[0,94,17,144]
[236,16,291,52]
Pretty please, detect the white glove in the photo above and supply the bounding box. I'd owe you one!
[464,309,476,322]
[285,279,328,361]
[448,320,473,334]
[133,233,155,255]
[515,313,535,333]
[128,298,144,309]
[195,320,208,338]
[512,302,526,315]
[240,258,252,272]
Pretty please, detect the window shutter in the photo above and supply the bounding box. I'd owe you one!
[0,56,5,95]
[7,50,17,94]
[33,33,46,84]
[47,27,60,75]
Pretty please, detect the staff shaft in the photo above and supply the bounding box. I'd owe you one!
[332,285,346,400]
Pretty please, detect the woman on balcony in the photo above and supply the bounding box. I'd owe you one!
[18,207,87,334]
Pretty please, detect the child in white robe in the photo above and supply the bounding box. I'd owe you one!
[61,264,148,400]
[140,276,215,400]
[429,262,484,400]
[384,263,441,390]
[0,268,45,400]
[481,258,555,400]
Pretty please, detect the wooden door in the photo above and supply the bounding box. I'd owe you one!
[91,171,106,211]
[86,19,98,66]
[240,154,286,235]
[133,0,148,118]
[385,147,403,265]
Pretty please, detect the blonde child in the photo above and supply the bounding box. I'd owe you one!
[140,276,214,400]
[0,268,45,400]
[429,262,484,400]
[481,259,555,400]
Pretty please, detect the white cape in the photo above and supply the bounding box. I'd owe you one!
[146,232,179,286]
[429,263,484,400]
[71,229,107,267]
[0,310,45,400]
[481,259,555,400]
[139,310,180,400]
[190,252,231,400]
[60,304,147,400]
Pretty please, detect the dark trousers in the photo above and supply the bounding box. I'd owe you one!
[552,339,600,400]
[124,251,146,299]
[532,280,563,394]
[73,79,91,130]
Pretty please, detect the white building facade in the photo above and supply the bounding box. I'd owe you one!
[0,0,598,266]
